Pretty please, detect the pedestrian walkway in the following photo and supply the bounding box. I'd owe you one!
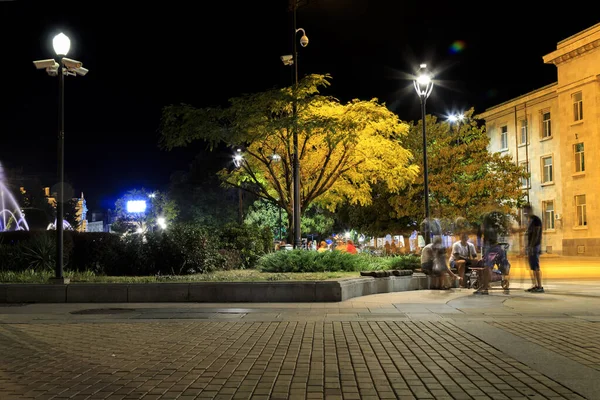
[1,280,600,399]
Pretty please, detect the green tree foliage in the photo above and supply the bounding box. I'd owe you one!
[168,155,239,227]
[244,199,334,240]
[391,108,528,225]
[159,74,418,241]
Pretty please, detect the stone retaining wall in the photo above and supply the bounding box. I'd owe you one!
[0,274,429,303]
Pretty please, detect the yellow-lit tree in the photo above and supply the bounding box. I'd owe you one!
[160,74,418,240]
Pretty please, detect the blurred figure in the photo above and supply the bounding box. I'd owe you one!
[475,211,512,294]
[346,239,357,254]
[523,204,544,293]
[317,241,328,252]
[420,218,460,289]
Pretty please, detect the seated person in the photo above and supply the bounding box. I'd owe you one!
[449,233,478,288]
[421,236,460,289]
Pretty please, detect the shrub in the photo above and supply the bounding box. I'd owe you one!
[144,224,222,275]
[384,254,420,270]
[19,234,55,272]
[257,251,420,273]
[67,232,124,274]
[257,250,364,273]
[218,223,273,269]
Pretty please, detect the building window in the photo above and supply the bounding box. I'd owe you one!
[574,142,585,172]
[543,200,555,230]
[541,156,553,184]
[519,119,528,144]
[573,92,583,121]
[520,161,530,188]
[541,111,551,138]
[500,125,508,149]
[576,194,587,226]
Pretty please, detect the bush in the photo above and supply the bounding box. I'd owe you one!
[0,222,272,277]
[383,254,420,270]
[257,250,420,273]
[218,223,273,269]
[257,251,357,273]
[144,224,222,275]
[67,232,124,274]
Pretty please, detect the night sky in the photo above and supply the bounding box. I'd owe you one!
[1,1,599,212]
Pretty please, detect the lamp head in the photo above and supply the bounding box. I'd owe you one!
[414,63,434,99]
[300,34,309,47]
[53,32,70,56]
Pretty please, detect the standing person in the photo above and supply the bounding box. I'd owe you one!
[524,204,544,293]
[474,212,501,295]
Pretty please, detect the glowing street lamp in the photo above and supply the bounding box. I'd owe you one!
[33,32,89,283]
[447,114,464,123]
[157,217,167,229]
[413,63,434,245]
[232,150,244,223]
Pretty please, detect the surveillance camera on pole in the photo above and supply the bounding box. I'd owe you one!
[32,32,89,284]
[280,55,294,66]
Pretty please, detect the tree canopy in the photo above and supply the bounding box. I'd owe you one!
[160,74,418,238]
[394,109,527,227]
[342,109,528,234]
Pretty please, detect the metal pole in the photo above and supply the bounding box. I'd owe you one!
[421,97,430,245]
[238,187,243,224]
[56,58,65,279]
[292,4,302,249]
[279,206,282,240]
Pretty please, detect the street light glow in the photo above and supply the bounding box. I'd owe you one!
[416,73,431,86]
[126,200,147,213]
[157,217,167,229]
[53,33,70,56]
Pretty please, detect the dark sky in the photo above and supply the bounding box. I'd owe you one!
[1,1,599,212]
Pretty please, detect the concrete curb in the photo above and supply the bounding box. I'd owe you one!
[0,274,428,303]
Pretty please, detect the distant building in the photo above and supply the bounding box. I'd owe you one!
[43,187,88,232]
[87,221,104,232]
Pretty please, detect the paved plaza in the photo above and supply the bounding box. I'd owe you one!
[1,280,600,400]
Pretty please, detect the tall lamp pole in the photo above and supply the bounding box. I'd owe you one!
[413,64,434,245]
[292,11,308,249]
[281,3,309,249]
[34,32,89,283]
[233,149,244,224]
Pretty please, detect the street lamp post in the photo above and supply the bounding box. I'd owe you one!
[413,64,434,245]
[281,5,309,249]
[34,32,89,283]
[233,150,244,224]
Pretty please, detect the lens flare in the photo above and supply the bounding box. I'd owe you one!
[449,40,466,54]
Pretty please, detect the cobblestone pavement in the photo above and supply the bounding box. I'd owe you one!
[1,285,600,400]
[491,321,600,371]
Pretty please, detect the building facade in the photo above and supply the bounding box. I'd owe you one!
[478,23,600,256]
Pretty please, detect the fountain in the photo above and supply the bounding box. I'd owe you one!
[0,162,29,232]
[47,219,73,231]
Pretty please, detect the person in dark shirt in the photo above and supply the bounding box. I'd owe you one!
[524,204,544,293]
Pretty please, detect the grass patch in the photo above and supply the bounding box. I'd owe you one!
[0,269,362,284]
